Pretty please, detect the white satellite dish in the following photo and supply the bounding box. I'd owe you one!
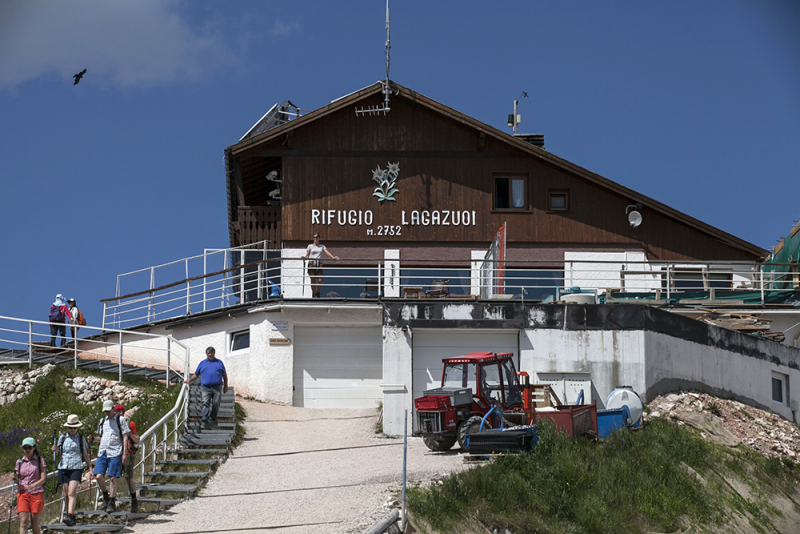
[628,210,642,228]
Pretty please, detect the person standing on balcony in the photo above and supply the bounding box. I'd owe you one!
[48,294,72,347]
[303,233,339,298]
[185,346,228,429]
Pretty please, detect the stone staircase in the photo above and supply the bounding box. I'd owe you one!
[39,384,237,532]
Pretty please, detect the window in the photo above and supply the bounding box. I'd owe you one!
[443,362,478,395]
[772,372,787,405]
[229,329,250,352]
[548,189,570,211]
[494,175,526,210]
[480,364,503,402]
[503,269,564,301]
[663,269,732,291]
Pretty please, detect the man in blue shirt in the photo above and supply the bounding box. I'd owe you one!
[185,346,228,429]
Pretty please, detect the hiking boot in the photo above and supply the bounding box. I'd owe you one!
[107,498,116,513]
[130,495,138,513]
[64,513,76,526]
[100,491,110,511]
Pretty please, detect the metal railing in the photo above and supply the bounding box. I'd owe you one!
[0,316,190,388]
[101,254,800,329]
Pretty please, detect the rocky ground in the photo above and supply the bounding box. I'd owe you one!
[646,391,800,460]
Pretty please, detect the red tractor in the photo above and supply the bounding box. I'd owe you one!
[414,352,527,452]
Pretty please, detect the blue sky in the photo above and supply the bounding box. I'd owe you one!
[1,0,798,328]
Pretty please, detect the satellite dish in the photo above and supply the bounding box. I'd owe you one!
[628,210,642,228]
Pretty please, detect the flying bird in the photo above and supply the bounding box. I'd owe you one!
[73,69,87,85]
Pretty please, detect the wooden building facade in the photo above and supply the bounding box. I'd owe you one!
[225,81,764,267]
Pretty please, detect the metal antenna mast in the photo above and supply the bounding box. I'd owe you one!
[356,0,392,116]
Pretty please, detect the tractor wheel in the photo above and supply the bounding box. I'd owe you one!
[457,416,489,452]
[423,436,456,451]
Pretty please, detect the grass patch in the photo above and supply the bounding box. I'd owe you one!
[408,418,796,534]
[0,364,179,473]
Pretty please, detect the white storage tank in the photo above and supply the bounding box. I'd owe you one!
[605,386,644,427]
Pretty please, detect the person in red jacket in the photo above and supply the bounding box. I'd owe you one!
[48,294,72,347]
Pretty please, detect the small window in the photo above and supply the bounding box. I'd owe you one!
[230,329,250,352]
[494,176,526,210]
[772,372,787,405]
[548,189,570,211]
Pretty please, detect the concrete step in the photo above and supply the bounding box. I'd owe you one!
[156,459,218,466]
[138,482,198,494]
[144,471,211,478]
[167,448,228,454]
[76,510,151,520]
[39,523,124,532]
[179,437,232,447]
[116,496,183,508]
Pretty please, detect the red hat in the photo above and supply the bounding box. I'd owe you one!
[114,404,125,413]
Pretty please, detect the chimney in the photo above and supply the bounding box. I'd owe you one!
[514,133,545,149]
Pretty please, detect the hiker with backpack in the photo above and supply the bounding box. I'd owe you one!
[13,437,47,534]
[114,404,141,513]
[90,400,130,513]
[52,415,91,526]
[67,298,86,341]
[48,294,72,347]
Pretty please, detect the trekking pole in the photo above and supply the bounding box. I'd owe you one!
[7,480,14,534]
[52,428,58,496]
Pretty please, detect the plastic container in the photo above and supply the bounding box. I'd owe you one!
[597,406,631,438]
[605,387,643,427]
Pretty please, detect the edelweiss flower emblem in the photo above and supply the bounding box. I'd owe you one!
[372,162,400,202]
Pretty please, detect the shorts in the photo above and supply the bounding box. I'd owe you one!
[17,492,44,514]
[308,268,323,277]
[93,453,123,479]
[58,469,83,485]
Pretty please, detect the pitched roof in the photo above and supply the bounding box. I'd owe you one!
[229,81,766,259]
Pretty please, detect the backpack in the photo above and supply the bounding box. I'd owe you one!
[57,432,85,459]
[77,310,86,326]
[98,414,124,439]
[49,305,64,323]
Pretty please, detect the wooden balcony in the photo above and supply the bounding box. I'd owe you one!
[236,206,281,248]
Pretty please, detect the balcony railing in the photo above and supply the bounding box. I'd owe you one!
[100,249,800,330]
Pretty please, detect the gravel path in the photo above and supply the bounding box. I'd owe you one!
[128,399,470,534]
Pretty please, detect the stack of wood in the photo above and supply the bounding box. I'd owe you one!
[695,307,785,342]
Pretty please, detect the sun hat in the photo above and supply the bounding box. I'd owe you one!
[64,414,83,428]
[67,298,76,303]
[22,437,36,448]
[114,404,125,413]
[102,399,115,412]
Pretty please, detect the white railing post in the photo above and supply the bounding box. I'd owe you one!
[666,264,671,302]
[102,302,107,331]
[74,327,78,369]
[186,259,191,316]
[378,262,382,298]
[239,250,245,303]
[139,441,146,484]
[163,424,168,461]
[166,337,171,389]
[118,331,124,383]
[149,266,155,323]
[28,321,33,367]
[760,265,765,306]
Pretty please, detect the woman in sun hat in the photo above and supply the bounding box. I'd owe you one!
[13,436,46,534]
[52,414,91,526]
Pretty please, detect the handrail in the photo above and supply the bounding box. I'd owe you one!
[136,383,190,483]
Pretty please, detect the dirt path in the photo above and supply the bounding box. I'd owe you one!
[128,399,469,534]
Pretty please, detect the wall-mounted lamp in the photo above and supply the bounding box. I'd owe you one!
[626,203,643,228]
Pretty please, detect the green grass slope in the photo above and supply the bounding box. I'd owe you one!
[408,418,800,534]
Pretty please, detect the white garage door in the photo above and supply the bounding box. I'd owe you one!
[293,326,383,409]
[412,330,519,404]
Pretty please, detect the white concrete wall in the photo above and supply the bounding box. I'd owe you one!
[384,250,400,298]
[643,330,800,420]
[520,328,646,408]
[382,325,413,437]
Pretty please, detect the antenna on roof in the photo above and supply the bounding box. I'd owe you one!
[356,0,392,117]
